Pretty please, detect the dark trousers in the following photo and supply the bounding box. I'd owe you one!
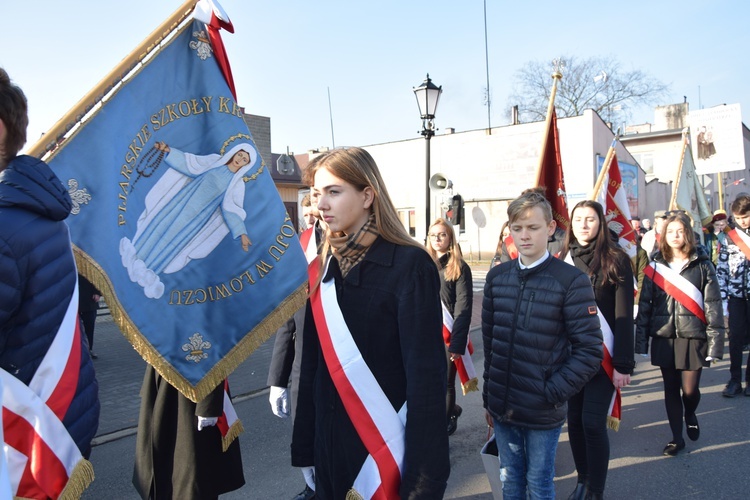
[80,309,98,350]
[446,354,457,418]
[727,297,750,383]
[567,368,614,495]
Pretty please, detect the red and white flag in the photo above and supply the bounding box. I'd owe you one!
[536,108,569,231]
[594,150,638,259]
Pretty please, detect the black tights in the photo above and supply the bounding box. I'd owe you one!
[567,368,614,495]
[661,367,702,443]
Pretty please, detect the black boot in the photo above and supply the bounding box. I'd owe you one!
[567,482,588,500]
[447,405,462,436]
[584,491,603,500]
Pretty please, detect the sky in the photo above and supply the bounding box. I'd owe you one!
[4,0,750,157]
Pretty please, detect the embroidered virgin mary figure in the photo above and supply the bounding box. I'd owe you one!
[120,141,257,299]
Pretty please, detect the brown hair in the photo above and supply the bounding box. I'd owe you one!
[731,194,750,216]
[562,200,626,285]
[496,220,510,255]
[0,68,29,169]
[507,186,552,224]
[659,212,696,262]
[426,218,464,281]
[307,148,423,289]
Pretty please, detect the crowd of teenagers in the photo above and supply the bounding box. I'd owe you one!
[3,65,748,500]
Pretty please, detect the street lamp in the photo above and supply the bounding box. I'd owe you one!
[413,74,442,235]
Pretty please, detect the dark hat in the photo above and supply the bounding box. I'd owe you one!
[712,209,727,223]
[654,210,668,219]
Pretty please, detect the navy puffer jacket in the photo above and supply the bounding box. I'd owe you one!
[0,155,99,457]
[482,255,603,429]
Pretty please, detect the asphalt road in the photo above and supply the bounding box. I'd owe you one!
[82,321,750,499]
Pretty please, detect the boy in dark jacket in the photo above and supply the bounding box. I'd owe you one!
[482,189,603,500]
[0,67,99,497]
[716,194,750,397]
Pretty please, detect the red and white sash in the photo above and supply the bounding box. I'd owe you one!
[310,257,405,500]
[1,274,95,499]
[564,254,622,429]
[726,228,750,261]
[644,261,706,323]
[594,309,622,430]
[299,226,320,268]
[216,378,242,451]
[441,303,478,395]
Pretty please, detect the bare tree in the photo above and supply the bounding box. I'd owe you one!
[507,55,670,125]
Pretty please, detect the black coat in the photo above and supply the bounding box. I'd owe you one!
[291,237,450,499]
[77,274,101,313]
[568,242,635,375]
[266,305,306,421]
[133,366,245,499]
[437,253,473,354]
[482,255,603,429]
[635,247,725,359]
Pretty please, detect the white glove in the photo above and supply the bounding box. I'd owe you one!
[269,386,289,418]
[197,416,218,431]
[301,466,315,491]
[633,304,639,320]
[722,300,729,318]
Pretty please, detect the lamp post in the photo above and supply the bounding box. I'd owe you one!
[413,74,442,235]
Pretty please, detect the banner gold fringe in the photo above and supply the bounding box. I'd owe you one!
[460,377,479,395]
[74,248,308,403]
[221,419,245,452]
[57,458,95,500]
[346,488,365,500]
[607,415,620,432]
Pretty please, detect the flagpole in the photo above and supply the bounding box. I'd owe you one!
[534,67,563,185]
[669,130,690,210]
[717,171,724,211]
[589,130,621,200]
[26,0,199,158]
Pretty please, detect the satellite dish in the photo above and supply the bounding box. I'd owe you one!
[277,155,294,175]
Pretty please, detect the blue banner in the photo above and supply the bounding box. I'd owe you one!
[45,19,307,401]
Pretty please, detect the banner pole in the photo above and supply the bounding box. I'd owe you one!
[534,68,563,185]
[669,131,689,210]
[27,0,198,158]
[589,130,621,201]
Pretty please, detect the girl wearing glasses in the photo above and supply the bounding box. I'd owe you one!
[426,218,475,436]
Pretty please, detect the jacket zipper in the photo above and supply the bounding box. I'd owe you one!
[523,291,535,330]
[503,276,527,412]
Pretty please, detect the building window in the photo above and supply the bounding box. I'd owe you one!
[398,209,416,237]
[632,152,654,175]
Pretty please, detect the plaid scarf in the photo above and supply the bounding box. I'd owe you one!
[328,214,378,277]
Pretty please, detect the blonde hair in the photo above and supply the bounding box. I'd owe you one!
[426,218,464,281]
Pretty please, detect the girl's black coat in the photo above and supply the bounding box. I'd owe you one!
[635,247,725,359]
[568,243,635,375]
[291,237,450,499]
